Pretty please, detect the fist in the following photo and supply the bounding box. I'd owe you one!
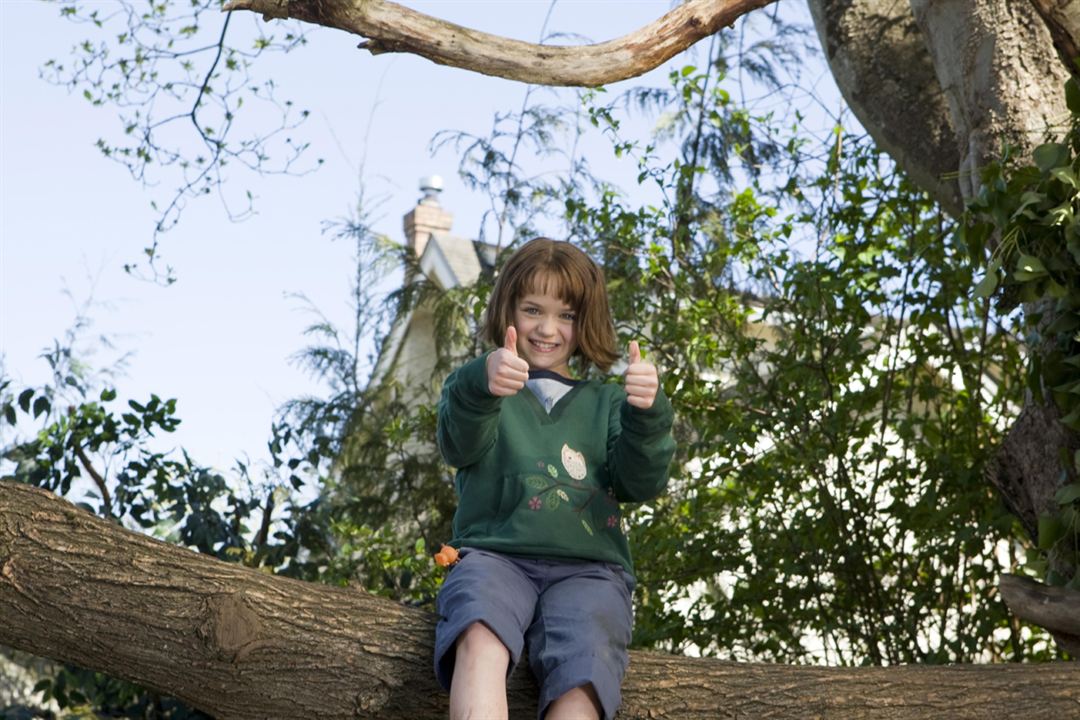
[486,326,529,397]
[624,341,658,410]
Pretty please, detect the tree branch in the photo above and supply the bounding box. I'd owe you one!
[999,573,1080,656]
[3,482,1080,718]
[1029,0,1080,78]
[73,443,112,517]
[221,0,777,87]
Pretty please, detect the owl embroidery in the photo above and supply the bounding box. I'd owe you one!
[561,443,587,480]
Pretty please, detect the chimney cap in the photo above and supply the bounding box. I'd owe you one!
[420,175,444,198]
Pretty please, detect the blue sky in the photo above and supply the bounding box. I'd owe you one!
[1,1,830,476]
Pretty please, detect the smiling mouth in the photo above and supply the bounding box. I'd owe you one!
[529,339,559,352]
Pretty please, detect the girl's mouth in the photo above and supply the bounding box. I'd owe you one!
[530,339,559,352]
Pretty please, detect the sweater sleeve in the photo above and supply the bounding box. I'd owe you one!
[437,352,503,468]
[606,384,675,502]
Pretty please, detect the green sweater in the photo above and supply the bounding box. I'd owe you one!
[437,352,676,576]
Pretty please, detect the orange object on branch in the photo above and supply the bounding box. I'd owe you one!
[433,544,459,567]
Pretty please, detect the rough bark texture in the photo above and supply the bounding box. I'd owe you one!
[4,482,1080,719]
[909,0,1071,203]
[1030,0,1080,76]
[806,0,964,216]
[999,574,1080,656]
[221,0,776,87]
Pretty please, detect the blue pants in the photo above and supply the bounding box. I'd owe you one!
[434,547,635,720]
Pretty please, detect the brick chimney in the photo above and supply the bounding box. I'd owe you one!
[403,175,453,258]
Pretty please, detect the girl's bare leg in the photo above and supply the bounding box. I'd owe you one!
[449,622,510,720]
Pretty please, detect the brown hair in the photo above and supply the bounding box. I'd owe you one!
[483,238,618,372]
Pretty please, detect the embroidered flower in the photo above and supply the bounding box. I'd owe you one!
[607,515,618,528]
[529,496,543,511]
[538,461,546,469]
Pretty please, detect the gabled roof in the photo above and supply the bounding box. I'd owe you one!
[419,232,483,289]
[370,233,493,389]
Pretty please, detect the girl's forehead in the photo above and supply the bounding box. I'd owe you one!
[521,272,577,306]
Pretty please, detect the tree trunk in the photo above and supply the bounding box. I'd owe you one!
[221,0,777,87]
[2,482,1079,719]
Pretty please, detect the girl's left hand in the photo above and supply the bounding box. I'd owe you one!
[624,341,659,410]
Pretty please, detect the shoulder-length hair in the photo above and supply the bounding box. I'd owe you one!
[482,238,618,372]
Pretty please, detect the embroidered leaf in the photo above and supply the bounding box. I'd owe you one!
[556,489,570,502]
[525,475,549,489]
[545,492,561,510]
[547,464,559,478]
[581,519,594,536]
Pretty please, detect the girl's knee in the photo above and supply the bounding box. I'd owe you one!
[456,622,509,663]
[547,684,602,720]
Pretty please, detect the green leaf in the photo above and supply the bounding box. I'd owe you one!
[1046,278,1070,299]
[100,388,117,402]
[1061,405,1080,432]
[525,475,549,490]
[973,269,998,298]
[32,396,49,419]
[1033,142,1069,173]
[1055,483,1080,506]
[3,404,15,426]
[1066,77,1080,114]
[17,388,33,413]
[1038,513,1066,549]
[581,519,594,536]
[1016,254,1047,275]
[1051,166,1080,189]
[1047,312,1080,335]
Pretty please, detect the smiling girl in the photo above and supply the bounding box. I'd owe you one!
[433,238,676,720]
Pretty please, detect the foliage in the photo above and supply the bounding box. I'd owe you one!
[554,53,1038,662]
[43,0,317,280]
[966,77,1080,589]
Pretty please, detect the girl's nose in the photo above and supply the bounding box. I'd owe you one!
[538,317,556,336]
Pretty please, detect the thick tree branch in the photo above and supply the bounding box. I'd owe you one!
[220,0,776,87]
[1030,0,1080,77]
[999,573,1080,656]
[807,0,963,217]
[3,482,1080,718]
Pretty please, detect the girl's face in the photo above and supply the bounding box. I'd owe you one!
[512,289,578,377]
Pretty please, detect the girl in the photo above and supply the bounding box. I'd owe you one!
[434,238,675,720]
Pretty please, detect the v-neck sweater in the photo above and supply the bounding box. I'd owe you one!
[437,352,675,576]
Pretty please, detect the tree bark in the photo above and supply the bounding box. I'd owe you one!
[1030,0,1080,77]
[2,482,1079,719]
[220,0,777,87]
[807,0,964,216]
[999,573,1080,656]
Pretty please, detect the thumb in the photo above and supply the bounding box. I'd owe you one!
[629,340,642,366]
[505,325,519,356]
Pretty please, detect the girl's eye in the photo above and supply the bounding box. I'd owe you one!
[561,313,576,321]
[524,307,540,315]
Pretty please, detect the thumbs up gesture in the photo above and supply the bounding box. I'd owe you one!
[486,326,530,397]
[624,341,659,410]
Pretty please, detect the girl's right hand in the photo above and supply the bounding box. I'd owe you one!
[486,326,529,396]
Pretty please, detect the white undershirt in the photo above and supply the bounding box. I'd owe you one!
[525,370,578,413]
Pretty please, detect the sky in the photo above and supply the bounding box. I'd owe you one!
[1,1,832,477]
